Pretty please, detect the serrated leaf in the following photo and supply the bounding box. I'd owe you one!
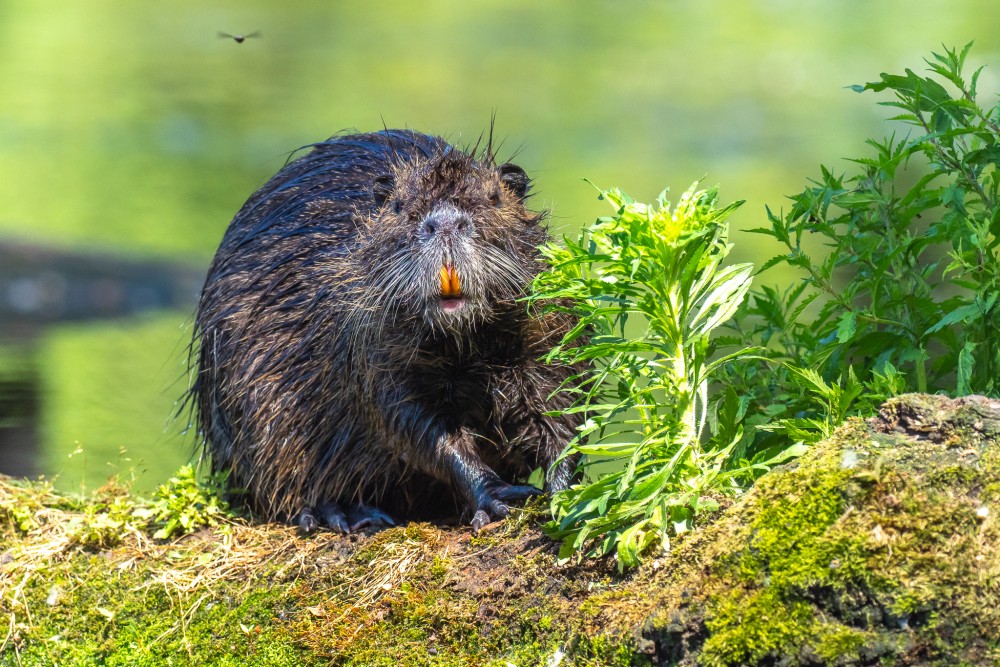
[755,254,791,274]
[926,303,981,334]
[957,341,975,396]
[836,311,857,343]
[788,365,834,398]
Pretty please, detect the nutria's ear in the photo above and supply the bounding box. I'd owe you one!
[498,163,530,200]
[372,174,394,208]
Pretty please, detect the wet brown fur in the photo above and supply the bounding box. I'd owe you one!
[189,130,579,527]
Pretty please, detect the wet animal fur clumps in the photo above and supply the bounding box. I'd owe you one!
[189,129,580,533]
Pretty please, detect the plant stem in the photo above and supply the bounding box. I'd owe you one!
[916,351,928,393]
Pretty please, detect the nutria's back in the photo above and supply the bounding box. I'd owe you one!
[190,129,579,532]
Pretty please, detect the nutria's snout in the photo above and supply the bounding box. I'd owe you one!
[420,205,474,240]
[419,205,475,316]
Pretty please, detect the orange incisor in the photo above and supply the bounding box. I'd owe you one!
[439,265,462,297]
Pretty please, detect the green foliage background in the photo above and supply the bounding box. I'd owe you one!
[0,0,999,491]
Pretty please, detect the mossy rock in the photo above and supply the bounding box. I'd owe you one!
[0,394,998,665]
[630,393,1000,666]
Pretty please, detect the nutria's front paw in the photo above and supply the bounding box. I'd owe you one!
[297,502,396,534]
[297,502,350,534]
[346,504,397,531]
[469,482,542,534]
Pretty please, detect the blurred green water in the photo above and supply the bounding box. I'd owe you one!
[0,0,997,493]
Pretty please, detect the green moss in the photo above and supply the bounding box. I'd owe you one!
[700,588,813,666]
[925,463,982,489]
[739,455,854,588]
[812,625,872,663]
[3,552,312,667]
[690,425,888,664]
[981,444,1000,503]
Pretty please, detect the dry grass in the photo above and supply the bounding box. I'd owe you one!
[0,476,456,663]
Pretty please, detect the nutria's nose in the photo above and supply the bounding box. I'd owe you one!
[420,207,473,239]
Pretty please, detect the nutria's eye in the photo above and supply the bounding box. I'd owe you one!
[392,199,404,215]
[489,189,502,207]
[373,174,395,208]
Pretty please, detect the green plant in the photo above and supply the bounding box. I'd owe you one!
[531,183,790,568]
[755,364,906,447]
[133,464,232,540]
[66,482,140,549]
[748,43,1000,397]
[533,44,999,569]
[711,43,1000,464]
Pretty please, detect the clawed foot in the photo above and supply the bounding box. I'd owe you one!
[296,502,396,534]
[347,504,397,531]
[469,482,542,534]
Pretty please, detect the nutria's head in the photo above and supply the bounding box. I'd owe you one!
[358,146,546,337]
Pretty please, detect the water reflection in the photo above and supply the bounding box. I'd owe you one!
[0,241,203,490]
[0,349,39,479]
[0,242,203,324]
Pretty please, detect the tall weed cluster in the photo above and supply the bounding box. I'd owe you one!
[538,43,1000,565]
[722,43,1000,453]
[531,184,793,567]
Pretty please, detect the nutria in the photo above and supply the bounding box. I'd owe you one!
[189,129,580,533]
